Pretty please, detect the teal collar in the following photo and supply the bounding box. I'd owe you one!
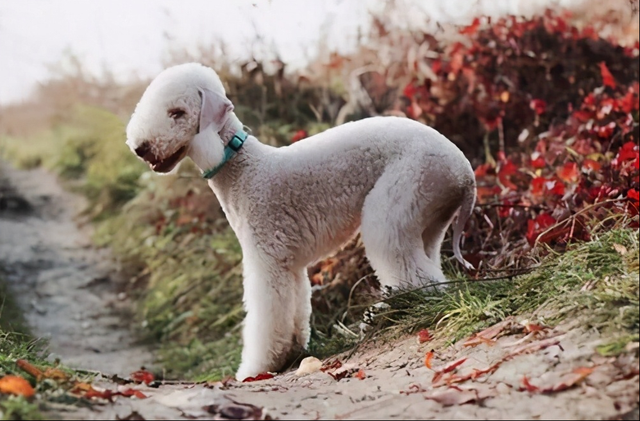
[202,130,248,179]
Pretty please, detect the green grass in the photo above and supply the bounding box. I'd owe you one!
[92,161,246,381]
[1,277,98,420]
[1,277,44,420]
[0,105,146,219]
[349,228,639,351]
[3,102,637,382]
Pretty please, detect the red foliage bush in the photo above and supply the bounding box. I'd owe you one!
[396,11,639,271]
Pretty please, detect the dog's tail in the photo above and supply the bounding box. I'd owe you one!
[452,177,476,270]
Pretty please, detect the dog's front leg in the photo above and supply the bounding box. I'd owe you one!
[235,250,298,381]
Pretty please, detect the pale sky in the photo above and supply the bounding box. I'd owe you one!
[0,0,602,105]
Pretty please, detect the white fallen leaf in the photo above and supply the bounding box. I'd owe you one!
[613,243,627,255]
[295,356,323,376]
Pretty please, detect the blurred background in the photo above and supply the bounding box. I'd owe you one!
[0,0,638,382]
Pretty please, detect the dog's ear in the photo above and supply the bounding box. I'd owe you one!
[199,88,234,133]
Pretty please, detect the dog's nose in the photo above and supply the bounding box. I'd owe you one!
[134,142,150,158]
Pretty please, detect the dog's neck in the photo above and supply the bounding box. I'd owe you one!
[218,114,245,147]
[189,113,264,185]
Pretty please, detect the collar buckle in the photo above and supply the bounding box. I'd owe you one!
[202,130,248,179]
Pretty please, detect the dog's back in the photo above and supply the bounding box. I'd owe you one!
[238,116,476,277]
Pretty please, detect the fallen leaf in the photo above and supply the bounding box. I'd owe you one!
[463,318,514,347]
[242,373,274,383]
[425,351,434,369]
[71,383,147,401]
[130,369,155,385]
[16,360,68,382]
[524,322,548,333]
[417,329,432,344]
[442,358,468,373]
[424,388,480,406]
[0,375,35,397]
[295,356,323,376]
[120,388,148,399]
[463,335,496,348]
[324,363,359,381]
[543,367,593,393]
[613,243,628,255]
[433,363,501,387]
[16,359,43,379]
[320,359,342,372]
[521,376,540,392]
[42,367,69,382]
[116,411,146,420]
[432,357,468,384]
[508,336,562,357]
[355,369,366,380]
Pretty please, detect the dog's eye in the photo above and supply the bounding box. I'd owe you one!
[169,108,186,120]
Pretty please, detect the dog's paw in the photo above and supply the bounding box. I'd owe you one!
[361,301,391,326]
[235,363,265,382]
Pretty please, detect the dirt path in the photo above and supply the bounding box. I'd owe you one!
[0,163,154,375]
[1,164,638,420]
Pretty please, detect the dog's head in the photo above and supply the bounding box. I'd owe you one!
[126,63,234,173]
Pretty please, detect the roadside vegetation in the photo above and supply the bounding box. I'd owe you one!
[1,1,638,385]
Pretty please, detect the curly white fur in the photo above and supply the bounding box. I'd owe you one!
[126,63,476,381]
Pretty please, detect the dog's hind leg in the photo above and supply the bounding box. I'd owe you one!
[235,251,298,381]
[361,165,447,290]
[293,269,312,349]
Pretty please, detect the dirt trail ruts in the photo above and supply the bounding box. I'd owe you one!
[0,163,154,375]
[1,163,638,420]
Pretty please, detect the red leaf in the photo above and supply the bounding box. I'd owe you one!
[498,159,519,190]
[130,370,154,385]
[582,159,601,172]
[530,99,547,115]
[0,375,35,397]
[550,180,565,196]
[573,110,594,122]
[542,367,594,393]
[531,177,546,196]
[474,163,495,177]
[291,130,308,143]
[443,358,467,373]
[628,189,639,203]
[599,62,617,88]
[557,162,579,183]
[459,17,481,35]
[463,335,496,348]
[522,376,540,392]
[526,213,557,245]
[596,122,616,139]
[242,373,274,383]
[617,141,639,162]
[425,351,434,369]
[320,360,342,372]
[403,81,417,99]
[524,323,547,333]
[620,91,638,113]
[355,369,366,380]
[531,156,546,169]
[417,329,432,344]
[120,388,148,399]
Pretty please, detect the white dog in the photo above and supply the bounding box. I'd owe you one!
[126,63,476,381]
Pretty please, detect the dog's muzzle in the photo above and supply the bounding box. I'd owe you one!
[133,141,187,173]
